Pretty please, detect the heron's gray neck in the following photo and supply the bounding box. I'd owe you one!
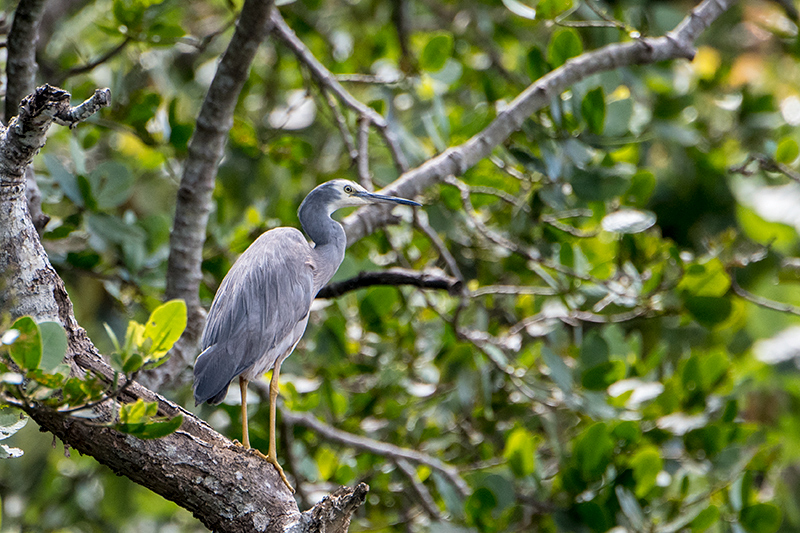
[298,201,346,288]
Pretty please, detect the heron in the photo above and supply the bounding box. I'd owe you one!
[193,179,420,491]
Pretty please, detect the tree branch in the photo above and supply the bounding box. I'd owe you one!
[316,268,463,299]
[279,403,470,498]
[340,0,735,245]
[4,0,48,122]
[153,0,276,391]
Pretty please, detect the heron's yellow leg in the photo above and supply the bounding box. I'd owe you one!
[267,361,294,492]
[239,376,250,449]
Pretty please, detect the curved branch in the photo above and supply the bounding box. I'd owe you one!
[279,401,470,498]
[316,268,463,299]
[155,0,276,391]
[340,0,735,245]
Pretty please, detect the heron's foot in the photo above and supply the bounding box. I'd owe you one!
[266,452,294,493]
[232,439,244,447]
[247,448,294,493]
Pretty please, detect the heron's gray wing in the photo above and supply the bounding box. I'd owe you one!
[193,228,315,405]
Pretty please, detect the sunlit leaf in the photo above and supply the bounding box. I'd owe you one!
[504,427,537,477]
[142,299,187,360]
[601,209,656,234]
[776,137,799,164]
[501,0,536,20]
[420,32,454,72]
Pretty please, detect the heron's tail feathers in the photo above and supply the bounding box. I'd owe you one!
[193,344,235,406]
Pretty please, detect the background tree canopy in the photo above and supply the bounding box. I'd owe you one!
[2,0,800,531]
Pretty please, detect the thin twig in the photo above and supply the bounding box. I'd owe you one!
[316,268,462,299]
[394,458,442,519]
[730,153,800,184]
[731,277,800,316]
[271,7,409,173]
[53,38,132,85]
[320,88,358,163]
[272,397,470,497]
[413,212,464,283]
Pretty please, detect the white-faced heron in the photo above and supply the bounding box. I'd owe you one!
[193,179,420,491]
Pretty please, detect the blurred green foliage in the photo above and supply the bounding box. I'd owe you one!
[2,0,800,532]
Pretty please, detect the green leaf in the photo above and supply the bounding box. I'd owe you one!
[465,487,497,530]
[737,206,798,255]
[8,317,41,371]
[316,447,339,480]
[420,32,454,72]
[691,505,720,532]
[573,422,613,481]
[27,369,66,389]
[119,399,149,424]
[44,154,83,207]
[0,409,27,441]
[38,322,67,372]
[581,86,606,134]
[626,170,656,206]
[142,300,187,360]
[547,28,582,68]
[678,258,730,297]
[118,414,183,439]
[526,47,548,81]
[122,352,144,373]
[684,295,732,327]
[538,0,573,18]
[541,346,573,393]
[581,360,626,390]
[775,137,799,164]
[87,161,135,209]
[579,330,609,368]
[504,427,537,477]
[740,503,781,533]
[630,446,663,497]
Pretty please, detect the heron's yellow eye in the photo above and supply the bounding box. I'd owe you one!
[344,185,353,194]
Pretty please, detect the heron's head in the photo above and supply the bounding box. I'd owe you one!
[306,179,421,215]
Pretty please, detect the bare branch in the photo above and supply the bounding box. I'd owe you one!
[316,268,463,299]
[278,401,470,498]
[394,458,442,520]
[341,0,735,245]
[155,0,276,391]
[730,152,800,184]
[414,211,464,282]
[5,0,48,122]
[357,116,373,190]
[52,87,111,127]
[731,277,800,316]
[52,37,132,86]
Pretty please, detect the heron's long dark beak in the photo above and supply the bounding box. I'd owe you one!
[358,191,421,207]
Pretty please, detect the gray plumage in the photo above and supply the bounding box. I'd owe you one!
[193,179,420,405]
